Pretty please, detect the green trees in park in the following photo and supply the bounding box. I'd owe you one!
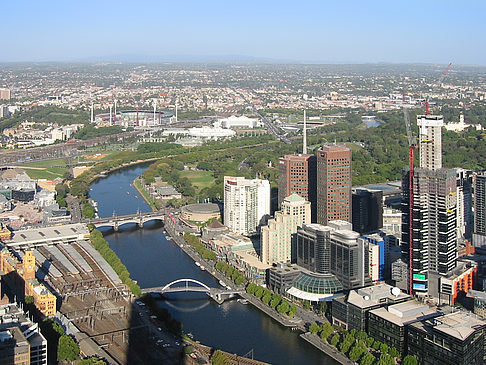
[75,125,125,140]
[360,352,376,365]
[55,183,69,208]
[211,350,231,365]
[403,355,418,365]
[89,227,141,296]
[330,333,340,347]
[57,335,79,363]
[184,233,218,261]
[82,203,95,219]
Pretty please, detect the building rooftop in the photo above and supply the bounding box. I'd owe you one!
[370,300,441,327]
[283,193,305,203]
[411,311,486,341]
[6,223,89,248]
[347,283,410,309]
[182,203,221,214]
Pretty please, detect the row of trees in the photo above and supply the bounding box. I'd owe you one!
[246,283,298,317]
[75,125,127,140]
[89,227,141,296]
[55,183,69,208]
[210,349,231,365]
[183,233,217,261]
[308,322,418,365]
[215,261,245,285]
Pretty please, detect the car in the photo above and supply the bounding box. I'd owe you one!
[157,339,164,344]
[150,315,157,319]
[157,327,162,331]
[163,343,171,348]
[175,342,180,346]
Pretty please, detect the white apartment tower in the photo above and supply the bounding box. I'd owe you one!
[261,194,311,265]
[418,114,444,170]
[223,176,270,236]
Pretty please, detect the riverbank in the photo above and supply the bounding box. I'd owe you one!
[132,177,157,211]
[300,332,355,365]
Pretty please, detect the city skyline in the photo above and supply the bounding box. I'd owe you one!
[1,1,485,65]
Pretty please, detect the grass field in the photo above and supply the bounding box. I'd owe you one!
[23,167,67,180]
[22,158,67,168]
[179,170,215,189]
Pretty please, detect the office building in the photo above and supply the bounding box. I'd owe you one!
[332,283,410,331]
[455,168,473,240]
[363,234,385,282]
[296,221,371,290]
[223,176,270,236]
[328,221,372,290]
[278,154,317,220]
[368,300,442,355]
[317,144,352,225]
[402,167,458,295]
[408,312,486,365]
[0,303,48,365]
[418,114,444,170]
[352,188,383,234]
[261,194,310,265]
[473,172,486,247]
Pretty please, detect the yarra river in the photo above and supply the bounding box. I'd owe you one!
[90,164,338,365]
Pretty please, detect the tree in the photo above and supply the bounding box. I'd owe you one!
[349,343,365,362]
[262,293,272,305]
[380,343,389,354]
[25,296,34,304]
[309,322,320,334]
[246,283,257,295]
[389,346,400,359]
[277,300,290,315]
[360,352,376,365]
[403,355,418,365]
[330,333,340,347]
[376,353,394,365]
[57,335,79,363]
[254,286,264,299]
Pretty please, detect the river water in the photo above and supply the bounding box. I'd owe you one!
[90,164,337,365]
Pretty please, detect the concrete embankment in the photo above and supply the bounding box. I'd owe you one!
[300,332,355,365]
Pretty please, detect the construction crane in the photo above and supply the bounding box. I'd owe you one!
[403,105,417,296]
[424,62,453,115]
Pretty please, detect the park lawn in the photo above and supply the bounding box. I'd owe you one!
[23,167,67,180]
[22,158,67,168]
[179,170,215,189]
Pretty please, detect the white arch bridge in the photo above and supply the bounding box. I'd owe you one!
[141,278,243,304]
[87,211,166,231]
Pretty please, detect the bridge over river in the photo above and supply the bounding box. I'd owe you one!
[141,278,243,304]
[87,211,168,231]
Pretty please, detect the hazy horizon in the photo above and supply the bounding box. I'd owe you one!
[2,1,485,65]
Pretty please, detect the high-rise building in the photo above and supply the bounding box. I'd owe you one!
[261,194,311,265]
[0,303,48,365]
[401,167,458,294]
[352,188,383,234]
[454,168,473,240]
[418,114,444,170]
[278,154,317,220]
[328,220,371,290]
[223,176,270,236]
[296,221,371,291]
[363,234,385,282]
[317,144,352,225]
[473,172,486,247]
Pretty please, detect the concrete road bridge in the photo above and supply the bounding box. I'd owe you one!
[87,211,166,231]
[141,278,243,304]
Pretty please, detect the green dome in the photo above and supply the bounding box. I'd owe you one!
[293,272,343,295]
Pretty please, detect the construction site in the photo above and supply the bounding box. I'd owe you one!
[1,223,167,365]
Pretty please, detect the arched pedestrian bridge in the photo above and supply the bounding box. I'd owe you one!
[141,278,243,304]
[87,211,166,231]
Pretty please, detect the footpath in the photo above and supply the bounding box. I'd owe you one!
[300,332,355,365]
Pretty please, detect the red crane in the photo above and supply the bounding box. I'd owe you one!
[424,62,453,115]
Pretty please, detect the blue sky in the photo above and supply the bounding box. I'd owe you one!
[2,0,485,64]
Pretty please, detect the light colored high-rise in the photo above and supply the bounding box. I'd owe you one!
[223,176,270,236]
[260,194,311,265]
[418,114,444,170]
